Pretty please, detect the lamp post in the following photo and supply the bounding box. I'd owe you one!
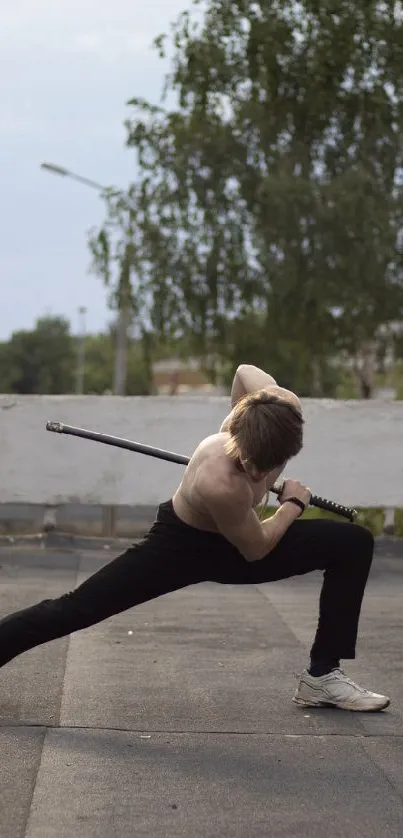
[40,163,107,193]
[76,306,87,394]
[41,161,130,395]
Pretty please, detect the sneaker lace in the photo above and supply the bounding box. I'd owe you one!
[332,669,370,694]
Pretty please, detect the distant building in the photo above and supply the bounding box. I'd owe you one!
[152,357,227,396]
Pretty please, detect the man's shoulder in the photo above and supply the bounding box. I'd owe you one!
[197,464,252,514]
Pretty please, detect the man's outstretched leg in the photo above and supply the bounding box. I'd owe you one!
[0,509,207,670]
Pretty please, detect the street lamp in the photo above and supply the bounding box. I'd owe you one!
[41,162,107,193]
[41,161,129,395]
[76,306,87,395]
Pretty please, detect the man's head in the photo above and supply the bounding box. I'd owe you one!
[224,388,304,480]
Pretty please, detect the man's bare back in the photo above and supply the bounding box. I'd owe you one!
[172,432,275,532]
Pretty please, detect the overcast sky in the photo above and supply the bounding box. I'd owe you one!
[0,0,191,339]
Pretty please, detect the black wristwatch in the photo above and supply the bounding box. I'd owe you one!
[282,496,306,516]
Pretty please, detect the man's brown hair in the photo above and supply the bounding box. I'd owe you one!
[224,389,304,472]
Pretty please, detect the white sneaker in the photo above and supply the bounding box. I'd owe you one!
[293,669,390,712]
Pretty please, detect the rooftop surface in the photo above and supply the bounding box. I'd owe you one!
[0,539,402,837]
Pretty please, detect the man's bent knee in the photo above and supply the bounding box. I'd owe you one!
[350,523,374,550]
[347,524,374,569]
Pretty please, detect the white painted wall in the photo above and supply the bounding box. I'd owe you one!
[1,394,402,507]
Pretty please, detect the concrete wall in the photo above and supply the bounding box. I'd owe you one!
[1,394,403,511]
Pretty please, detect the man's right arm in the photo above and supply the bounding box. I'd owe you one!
[230,365,302,414]
[230,364,277,407]
[203,483,304,562]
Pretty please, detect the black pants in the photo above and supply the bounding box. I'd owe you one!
[0,500,374,669]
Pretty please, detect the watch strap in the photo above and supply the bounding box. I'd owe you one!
[282,496,306,515]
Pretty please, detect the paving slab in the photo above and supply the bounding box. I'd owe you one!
[0,727,46,838]
[24,731,403,838]
[0,545,402,838]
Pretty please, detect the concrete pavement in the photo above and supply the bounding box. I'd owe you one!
[0,541,402,837]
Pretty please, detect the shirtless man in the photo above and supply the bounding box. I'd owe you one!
[0,364,389,711]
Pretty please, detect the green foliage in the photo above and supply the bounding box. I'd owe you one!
[81,333,114,394]
[81,332,147,395]
[335,369,359,399]
[0,316,75,394]
[260,505,386,536]
[220,310,345,394]
[393,361,403,400]
[89,0,403,393]
[0,318,155,395]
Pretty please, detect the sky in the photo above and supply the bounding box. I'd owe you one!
[0,0,191,339]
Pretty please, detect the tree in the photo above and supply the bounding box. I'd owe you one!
[221,310,344,396]
[91,0,403,395]
[0,317,158,396]
[89,195,159,394]
[0,316,75,394]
